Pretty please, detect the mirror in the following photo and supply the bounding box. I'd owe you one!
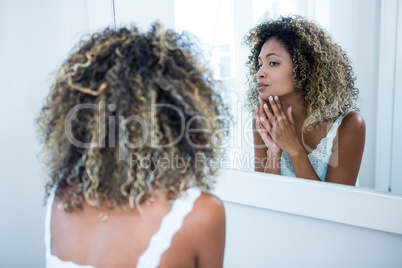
[170,0,402,195]
[64,0,402,195]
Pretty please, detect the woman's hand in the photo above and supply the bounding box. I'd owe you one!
[261,95,302,156]
[255,98,281,155]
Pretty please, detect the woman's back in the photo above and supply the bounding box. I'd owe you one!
[47,187,225,268]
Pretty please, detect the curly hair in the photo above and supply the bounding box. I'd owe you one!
[36,23,230,212]
[244,15,358,130]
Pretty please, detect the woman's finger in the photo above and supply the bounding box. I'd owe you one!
[258,99,271,123]
[259,97,271,118]
[287,106,295,125]
[255,116,263,134]
[269,96,289,128]
[274,96,287,116]
[261,101,276,128]
[260,115,271,132]
[254,106,259,119]
[268,95,285,117]
[255,107,268,134]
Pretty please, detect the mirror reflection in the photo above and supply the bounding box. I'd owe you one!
[246,15,365,186]
[34,0,401,195]
[173,0,402,194]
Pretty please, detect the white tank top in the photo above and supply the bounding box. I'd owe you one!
[45,186,201,268]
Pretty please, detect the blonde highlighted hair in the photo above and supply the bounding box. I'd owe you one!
[37,23,230,211]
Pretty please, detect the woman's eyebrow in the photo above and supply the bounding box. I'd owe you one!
[258,53,280,60]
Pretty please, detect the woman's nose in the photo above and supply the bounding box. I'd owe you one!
[257,67,265,78]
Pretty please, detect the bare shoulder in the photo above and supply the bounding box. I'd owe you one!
[333,111,366,149]
[181,192,225,236]
[196,192,224,209]
[340,111,366,132]
[183,192,225,268]
[326,111,366,184]
[191,192,225,224]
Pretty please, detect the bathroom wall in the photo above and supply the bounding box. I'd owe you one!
[213,169,402,267]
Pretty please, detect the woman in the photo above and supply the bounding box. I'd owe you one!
[245,15,365,185]
[37,23,229,267]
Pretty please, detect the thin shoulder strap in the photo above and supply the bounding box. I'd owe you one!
[45,185,57,256]
[136,188,202,268]
[325,110,352,151]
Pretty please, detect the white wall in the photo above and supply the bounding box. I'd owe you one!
[0,1,69,266]
[114,0,175,29]
[223,201,402,267]
[213,169,402,267]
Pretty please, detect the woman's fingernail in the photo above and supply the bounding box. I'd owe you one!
[263,103,268,109]
[274,95,278,100]
[260,117,264,122]
[269,96,273,102]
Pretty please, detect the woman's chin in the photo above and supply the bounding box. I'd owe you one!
[258,91,272,101]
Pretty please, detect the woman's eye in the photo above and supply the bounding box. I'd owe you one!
[257,64,262,69]
[269,62,279,66]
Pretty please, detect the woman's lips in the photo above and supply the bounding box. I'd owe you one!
[257,82,268,91]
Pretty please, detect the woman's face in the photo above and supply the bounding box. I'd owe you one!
[256,38,296,101]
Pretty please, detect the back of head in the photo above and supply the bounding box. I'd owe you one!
[37,23,229,211]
